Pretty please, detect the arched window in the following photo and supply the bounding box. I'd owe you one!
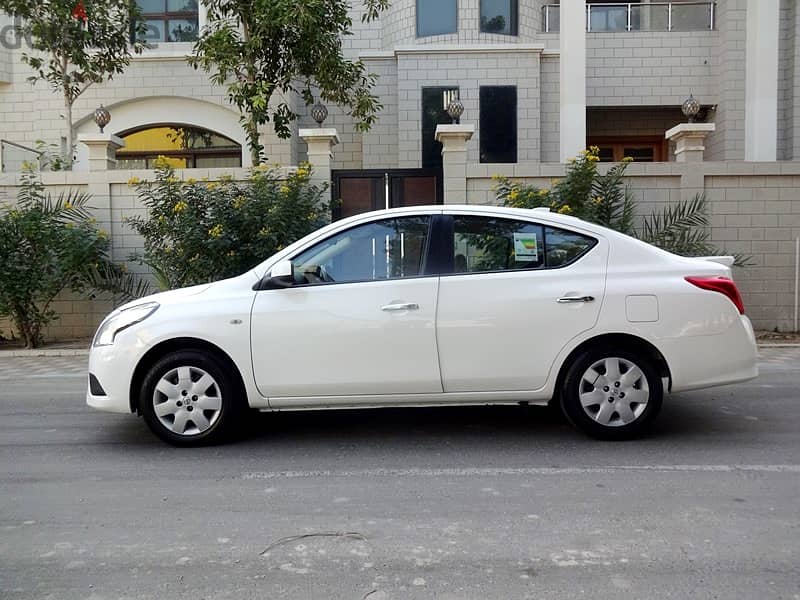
[116,125,242,169]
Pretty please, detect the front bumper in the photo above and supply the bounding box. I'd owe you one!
[86,341,140,414]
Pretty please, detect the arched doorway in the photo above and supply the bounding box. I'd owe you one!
[72,96,248,170]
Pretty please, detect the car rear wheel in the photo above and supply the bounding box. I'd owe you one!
[561,348,663,440]
[140,350,243,446]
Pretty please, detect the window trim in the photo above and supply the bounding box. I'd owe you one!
[479,0,519,36]
[587,135,667,162]
[257,215,438,290]
[135,0,203,44]
[437,214,599,277]
[416,0,459,38]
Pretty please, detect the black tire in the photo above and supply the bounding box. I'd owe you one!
[560,347,663,440]
[140,350,244,446]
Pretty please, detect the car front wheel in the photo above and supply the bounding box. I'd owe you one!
[140,350,242,446]
[561,348,663,440]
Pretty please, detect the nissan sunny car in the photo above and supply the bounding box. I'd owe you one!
[87,205,758,445]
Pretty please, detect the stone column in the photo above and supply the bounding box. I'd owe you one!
[78,133,124,171]
[299,128,339,188]
[560,0,586,162]
[435,124,475,204]
[744,0,779,161]
[665,123,716,162]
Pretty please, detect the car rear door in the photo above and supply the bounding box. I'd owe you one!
[435,212,608,393]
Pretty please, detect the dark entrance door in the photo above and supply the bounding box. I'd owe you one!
[331,169,443,220]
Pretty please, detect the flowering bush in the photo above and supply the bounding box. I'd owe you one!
[0,170,129,348]
[127,161,329,289]
[494,146,743,263]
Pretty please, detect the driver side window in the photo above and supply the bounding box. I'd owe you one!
[290,216,431,285]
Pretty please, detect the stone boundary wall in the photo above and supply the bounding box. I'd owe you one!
[1,161,799,341]
[466,161,800,332]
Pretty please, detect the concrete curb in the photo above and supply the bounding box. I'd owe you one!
[757,343,800,348]
[0,348,90,358]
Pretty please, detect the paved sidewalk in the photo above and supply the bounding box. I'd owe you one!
[0,347,797,382]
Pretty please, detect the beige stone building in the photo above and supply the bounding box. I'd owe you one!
[1,0,799,334]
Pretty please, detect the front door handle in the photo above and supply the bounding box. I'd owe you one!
[557,296,595,304]
[381,303,419,312]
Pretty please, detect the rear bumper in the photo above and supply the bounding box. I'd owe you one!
[662,315,758,393]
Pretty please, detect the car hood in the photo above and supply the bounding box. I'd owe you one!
[114,270,261,313]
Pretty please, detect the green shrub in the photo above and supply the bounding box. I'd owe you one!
[494,146,745,264]
[127,161,329,290]
[0,171,119,348]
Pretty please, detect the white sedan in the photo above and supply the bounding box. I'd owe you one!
[87,205,758,445]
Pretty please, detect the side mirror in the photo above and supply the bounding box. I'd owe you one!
[258,259,295,290]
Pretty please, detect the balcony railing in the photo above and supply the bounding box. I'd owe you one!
[542,2,716,33]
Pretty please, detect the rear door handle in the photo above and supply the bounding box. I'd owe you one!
[381,303,419,312]
[557,296,595,304]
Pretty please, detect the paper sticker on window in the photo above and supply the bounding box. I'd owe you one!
[513,232,538,261]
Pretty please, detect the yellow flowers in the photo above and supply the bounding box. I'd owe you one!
[208,224,223,238]
[622,156,634,163]
[592,196,604,205]
[538,188,549,197]
[127,176,141,186]
[508,189,519,201]
[64,201,73,210]
[587,154,600,162]
[153,155,172,169]
[206,182,220,191]
[232,195,246,209]
[173,200,188,214]
[558,205,572,215]
[166,176,179,184]
[279,185,290,194]
[158,215,167,224]
[186,177,197,185]
[97,230,108,239]
[258,226,269,237]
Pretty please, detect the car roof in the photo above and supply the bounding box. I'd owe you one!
[344,204,612,237]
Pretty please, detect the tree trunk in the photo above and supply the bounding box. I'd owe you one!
[64,96,74,168]
[248,114,261,166]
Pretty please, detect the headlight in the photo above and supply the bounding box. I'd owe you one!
[93,302,160,347]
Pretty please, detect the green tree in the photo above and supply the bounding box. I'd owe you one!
[127,161,329,289]
[188,0,389,165]
[4,0,146,166]
[0,169,148,348]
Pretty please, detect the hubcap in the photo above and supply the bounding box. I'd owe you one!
[152,366,222,435]
[578,357,649,427]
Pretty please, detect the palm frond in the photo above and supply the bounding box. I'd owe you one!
[638,193,711,254]
[85,261,152,302]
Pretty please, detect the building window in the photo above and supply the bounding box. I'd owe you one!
[422,87,459,168]
[417,0,457,37]
[480,86,517,163]
[136,0,199,43]
[480,0,518,35]
[116,125,242,169]
[587,137,665,162]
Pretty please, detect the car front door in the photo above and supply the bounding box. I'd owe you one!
[435,213,608,393]
[250,214,443,402]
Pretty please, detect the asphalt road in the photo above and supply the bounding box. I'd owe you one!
[1,348,799,599]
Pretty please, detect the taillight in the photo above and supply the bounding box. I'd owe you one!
[685,276,745,314]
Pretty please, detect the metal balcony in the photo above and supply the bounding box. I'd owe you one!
[542,2,716,33]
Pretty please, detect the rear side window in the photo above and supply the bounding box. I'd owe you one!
[451,216,596,274]
[544,226,597,268]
